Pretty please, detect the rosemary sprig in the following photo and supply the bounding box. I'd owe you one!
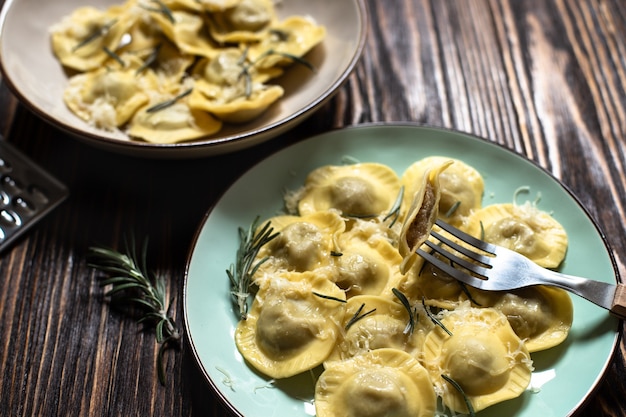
[87,237,180,385]
[227,217,279,320]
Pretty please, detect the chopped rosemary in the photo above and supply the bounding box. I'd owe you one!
[330,250,343,257]
[145,88,193,113]
[345,303,376,330]
[441,374,476,417]
[227,217,278,320]
[141,0,175,23]
[136,43,163,75]
[103,46,125,67]
[73,19,118,51]
[340,155,361,165]
[444,200,461,218]
[392,288,416,335]
[342,213,379,220]
[312,292,347,304]
[238,48,316,98]
[421,297,452,336]
[269,29,290,42]
[257,49,316,73]
[87,237,181,385]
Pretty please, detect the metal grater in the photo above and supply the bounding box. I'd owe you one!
[0,136,69,252]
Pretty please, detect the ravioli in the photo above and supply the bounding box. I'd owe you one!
[398,160,452,274]
[190,80,284,123]
[255,210,346,274]
[316,348,436,417]
[206,0,277,43]
[247,16,327,68]
[128,83,223,143]
[63,55,154,129]
[466,202,568,268]
[235,270,346,379]
[473,286,573,352]
[333,228,403,298]
[151,9,220,58]
[422,305,533,413]
[402,156,484,228]
[297,163,402,218]
[328,295,430,361]
[50,5,137,71]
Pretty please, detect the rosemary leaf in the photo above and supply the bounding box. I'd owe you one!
[383,186,404,227]
[392,288,416,335]
[421,297,452,336]
[444,200,461,218]
[345,303,377,330]
[141,0,175,23]
[73,19,118,51]
[312,292,347,304]
[146,88,193,113]
[102,46,125,67]
[257,49,316,72]
[136,43,162,75]
[441,374,476,417]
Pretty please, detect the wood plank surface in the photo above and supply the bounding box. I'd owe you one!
[0,0,625,416]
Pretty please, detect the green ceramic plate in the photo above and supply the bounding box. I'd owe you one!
[184,123,619,417]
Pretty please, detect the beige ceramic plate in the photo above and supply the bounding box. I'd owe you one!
[0,0,367,158]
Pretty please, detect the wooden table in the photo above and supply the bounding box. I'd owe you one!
[1,0,625,416]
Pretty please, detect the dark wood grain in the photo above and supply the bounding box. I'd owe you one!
[0,0,625,416]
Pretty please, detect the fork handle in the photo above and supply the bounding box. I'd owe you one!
[611,284,626,318]
[543,269,626,319]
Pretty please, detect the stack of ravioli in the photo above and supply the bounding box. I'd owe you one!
[49,0,325,143]
[234,156,573,417]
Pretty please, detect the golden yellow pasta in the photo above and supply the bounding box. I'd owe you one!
[422,305,533,413]
[398,160,452,274]
[254,210,345,274]
[471,285,574,352]
[328,295,431,362]
[235,270,346,379]
[226,157,573,416]
[465,202,568,268]
[49,0,326,143]
[316,348,437,417]
[332,227,403,298]
[401,156,484,228]
[297,162,402,218]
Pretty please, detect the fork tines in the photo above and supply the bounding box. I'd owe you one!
[415,220,497,287]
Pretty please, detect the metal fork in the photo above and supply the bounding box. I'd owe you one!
[416,219,626,319]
